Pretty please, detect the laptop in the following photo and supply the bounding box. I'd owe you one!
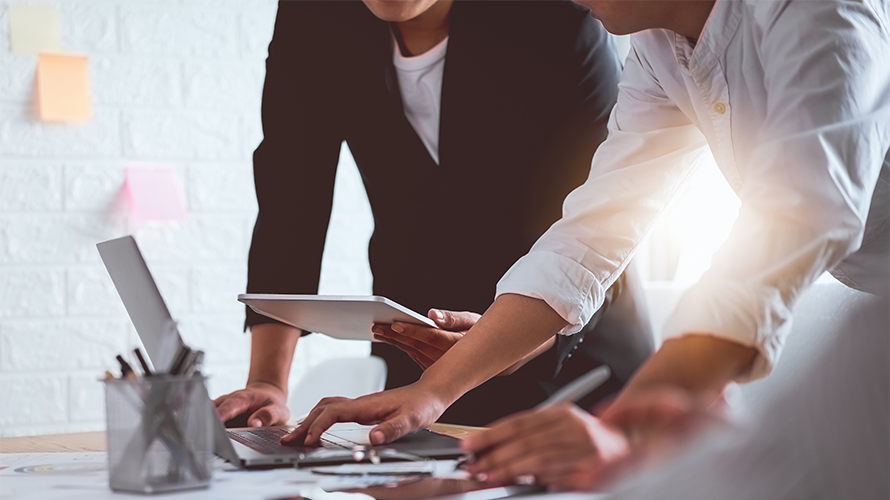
[97,235,464,468]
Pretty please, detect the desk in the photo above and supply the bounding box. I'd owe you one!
[0,423,478,454]
[0,425,596,500]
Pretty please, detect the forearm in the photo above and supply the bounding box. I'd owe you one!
[500,337,555,376]
[419,293,568,403]
[246,323,302,393]
[612,334,758,406]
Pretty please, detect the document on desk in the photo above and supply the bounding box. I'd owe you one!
[0,453,610,499]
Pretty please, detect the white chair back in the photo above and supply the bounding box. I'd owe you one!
[287,356,387,421]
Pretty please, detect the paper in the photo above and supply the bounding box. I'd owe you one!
[0,453,372,500]
[7,4,63,55]
[125,166,188,223]
[36,52,93,122]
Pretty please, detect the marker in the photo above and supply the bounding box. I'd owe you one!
[133,348,153,376]
[115,355,137,380]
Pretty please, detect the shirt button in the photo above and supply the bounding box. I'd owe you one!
[731,180,743,191]
[713,102,727,115]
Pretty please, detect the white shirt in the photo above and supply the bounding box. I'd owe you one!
[393,36,448,165]
[497,0,890,380]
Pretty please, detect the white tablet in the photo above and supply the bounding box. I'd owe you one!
[238,294,436,341]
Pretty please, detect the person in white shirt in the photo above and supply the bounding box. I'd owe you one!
[291,0,889,488]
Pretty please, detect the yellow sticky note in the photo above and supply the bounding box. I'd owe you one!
[36,52,93,123]
[8,4,63,55]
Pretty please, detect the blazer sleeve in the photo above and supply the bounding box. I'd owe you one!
[245,1,348,329]
[524,2,623,236]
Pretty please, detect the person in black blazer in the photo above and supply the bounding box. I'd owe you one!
[214,0,654,428]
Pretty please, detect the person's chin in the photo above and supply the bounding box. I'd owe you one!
[363,0,414,23]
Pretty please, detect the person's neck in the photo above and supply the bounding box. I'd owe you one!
[394,0,453,56]
[663,0,716,41]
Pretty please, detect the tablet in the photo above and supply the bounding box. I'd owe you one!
[238,294,437,341]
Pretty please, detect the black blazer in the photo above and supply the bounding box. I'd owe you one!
[246,0,651,425]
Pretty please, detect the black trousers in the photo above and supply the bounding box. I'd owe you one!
[374,263,655,426]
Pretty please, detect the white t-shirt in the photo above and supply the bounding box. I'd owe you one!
[392,35,448,165]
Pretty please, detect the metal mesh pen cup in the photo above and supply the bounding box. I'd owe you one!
[104,375,213,493]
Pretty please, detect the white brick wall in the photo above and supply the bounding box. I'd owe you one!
[0,0,373,437]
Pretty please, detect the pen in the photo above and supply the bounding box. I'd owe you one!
[536,364,611,407]
[133,348,153,376]
[169,346,192,375]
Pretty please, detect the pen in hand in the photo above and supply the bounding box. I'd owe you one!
[457,365,612,469]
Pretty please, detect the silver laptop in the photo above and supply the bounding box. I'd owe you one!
[97,235,463,468]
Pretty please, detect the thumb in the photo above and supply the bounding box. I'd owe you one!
[429,309,480,331]
[248,404,289,428]
[369,415,414,445]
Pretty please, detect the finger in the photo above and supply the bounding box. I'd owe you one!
[371,324,391,337]
[429,309,480,330]
[470,426,586,480]
[382,329,447,360]
[370,412,420,445]
[485,447,588,485]
[390,322,459,352]
[376,333,438,368]
[492,443,599,484]
[304,397,385,446]
[463,406,568,453]
[282,396,347,445]
[214,395,251,422]
[248,403,290,428]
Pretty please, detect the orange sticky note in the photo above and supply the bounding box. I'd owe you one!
[36,52,93,123]
[125,166,188,223]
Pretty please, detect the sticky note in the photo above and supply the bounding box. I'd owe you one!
[8,4,62,55]
[125,166,188,223]
[36,52,93,122]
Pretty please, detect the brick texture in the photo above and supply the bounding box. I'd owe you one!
[0,0,385,438]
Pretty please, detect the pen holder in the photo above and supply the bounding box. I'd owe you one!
[104,375,213,494]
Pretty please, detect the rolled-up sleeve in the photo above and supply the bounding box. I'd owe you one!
[497,43,710,334]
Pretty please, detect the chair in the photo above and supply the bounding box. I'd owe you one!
[287,356,387,421]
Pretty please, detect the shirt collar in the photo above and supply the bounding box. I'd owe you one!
[673,0,743,72]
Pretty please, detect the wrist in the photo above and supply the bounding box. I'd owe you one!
[245,379,288,396]
[416,369,464,408]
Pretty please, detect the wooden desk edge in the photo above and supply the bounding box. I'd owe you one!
[0,423,480,454]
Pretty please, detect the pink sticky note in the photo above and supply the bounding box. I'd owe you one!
[125,166,188,223]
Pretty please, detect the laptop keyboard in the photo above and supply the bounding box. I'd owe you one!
[227,427,363,455]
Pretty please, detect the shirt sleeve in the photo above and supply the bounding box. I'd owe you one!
[245,2,347,330]
[496,39,710,334]
[662,0,890,380]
